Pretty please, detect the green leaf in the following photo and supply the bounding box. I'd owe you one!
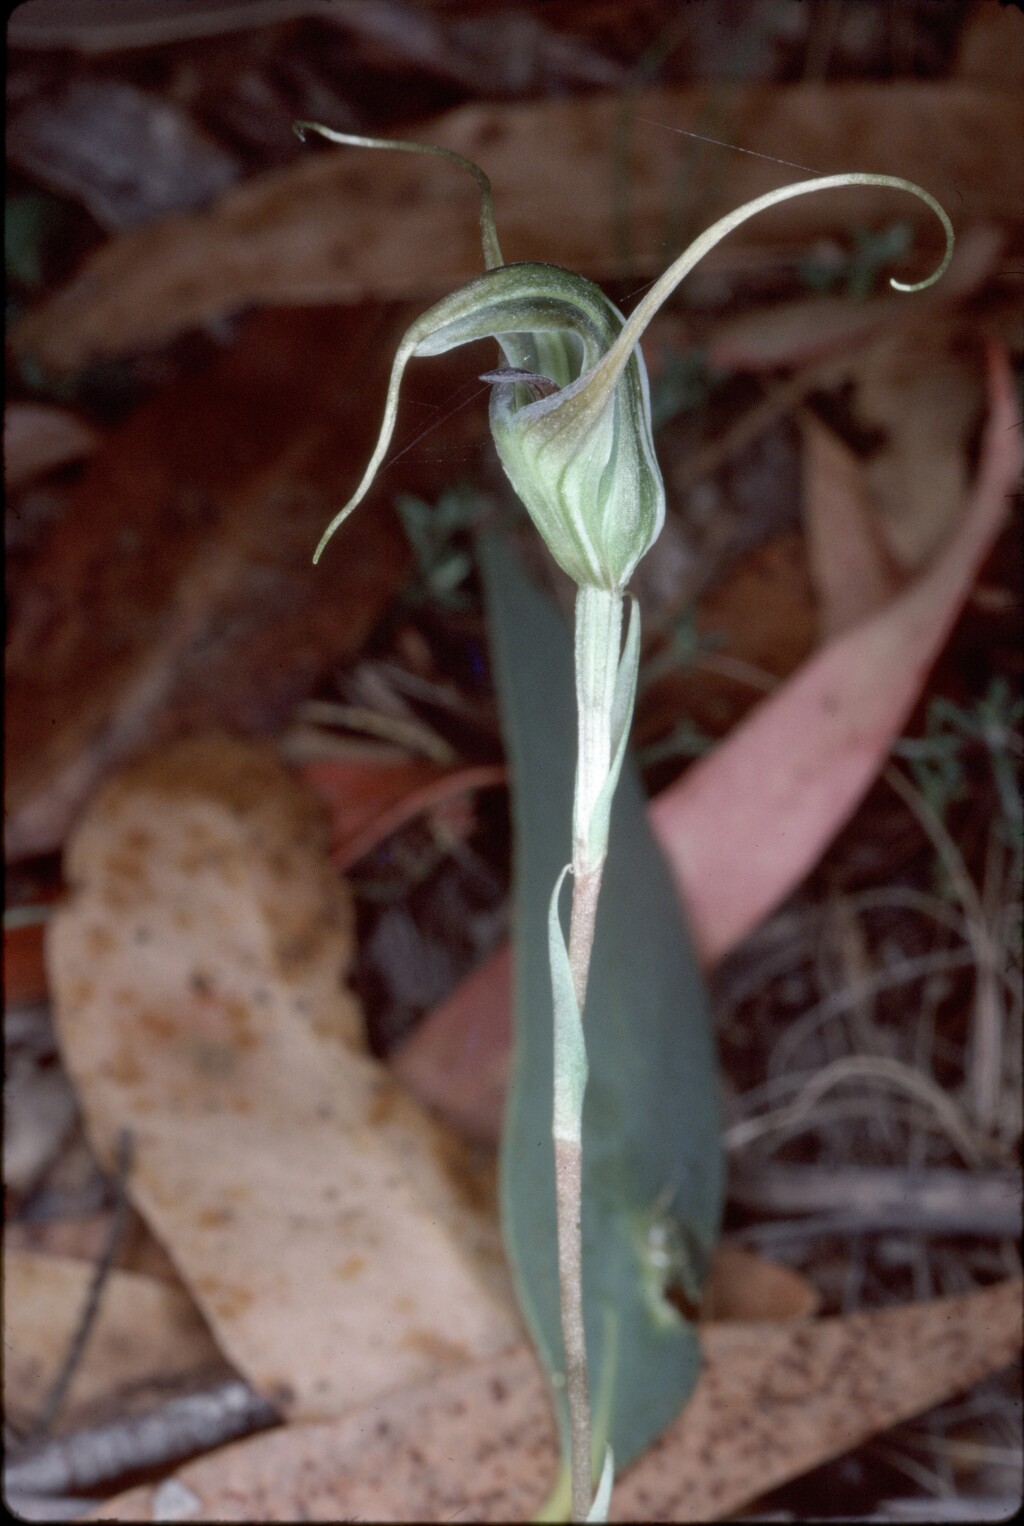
[484,534,724,1484]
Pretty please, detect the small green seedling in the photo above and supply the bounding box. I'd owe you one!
[296,118,952,1522]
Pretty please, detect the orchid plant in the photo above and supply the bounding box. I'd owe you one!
[295,119,952,1523]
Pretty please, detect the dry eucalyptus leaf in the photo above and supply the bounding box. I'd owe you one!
[2,1251,220,1434]
[11,82,1019,372]
[45,734,520,1421]
[7,79,239,230]
[699,1244,819,1324]
[5,305,419,863]
[88,1279,1021,1522]
[707,224,1002,374]
[850,331,987,569]
[4,402,99,490]
[651,341,1020,966]
[799,411,905,640]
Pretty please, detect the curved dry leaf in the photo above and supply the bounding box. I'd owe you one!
[851,331,987,569]
[88,1279,1021,1522]
[2,1252,220,1434]
[699,1244,819,1323]
[5,305,418,862]
[298,755,506,872]
[4,402,99,490]
[46,735,520,1422]
[651,341,1020,965]
[800,410,906,639]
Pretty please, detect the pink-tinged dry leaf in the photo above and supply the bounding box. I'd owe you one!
[651,341,1020,967]
[395,342,1021,1136]
[392,941,514,1145]
[3,1252,220,1434]
[800,411,906,639]
[298,754,444,866]
[88,1279,1021,1522]
[46,735,520,1421]
[3,402,99,490]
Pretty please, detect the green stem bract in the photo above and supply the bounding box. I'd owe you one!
[548,592,641,1520]
[573,590,623,875]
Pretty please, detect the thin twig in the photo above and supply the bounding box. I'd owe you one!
[29,1130,135,1440]
[6,1380,279,1497]
[728,1166,1021,1238]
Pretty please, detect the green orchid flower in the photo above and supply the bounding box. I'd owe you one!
[298,121,952,604]
[296,118,953,1525]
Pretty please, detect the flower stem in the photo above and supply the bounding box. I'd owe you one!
[558,861,604,1522]
[554,587,626,1521]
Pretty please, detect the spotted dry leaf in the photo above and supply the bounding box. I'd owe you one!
[88,1279,1021,1521]
[46,734,520,1421]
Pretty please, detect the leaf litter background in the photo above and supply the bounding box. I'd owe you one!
[4,1,1023,1520]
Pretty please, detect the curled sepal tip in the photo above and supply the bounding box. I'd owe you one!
[292,119,502,271]
[587,172,954,415]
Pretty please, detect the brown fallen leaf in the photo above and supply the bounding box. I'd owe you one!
[46,734,521,1422]
[395,342,1021,1137]
[4,1206,182,1284]
[706,224,1002,374]
[87,1279,1022,1522]
[3,920,50,1007]
[956,0,1024,88]
[3,402,99,490]
[3,1252,221,1435]
[850,330,987,570]
[640,531,821,748]
[800,411,906,640]
[5,302,496,861]
[298,755,507,872]
[699,1244,819,1324]
[11,83,1021,373]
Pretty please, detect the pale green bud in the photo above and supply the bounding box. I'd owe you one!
[307,254,664,591]
[483,271,664,592]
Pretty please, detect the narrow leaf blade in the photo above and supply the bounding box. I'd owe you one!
[485,535,723,1475]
